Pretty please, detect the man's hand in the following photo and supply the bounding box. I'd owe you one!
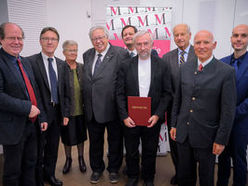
[40,122,48,131]
[63,117,69,126]
[29,105,40,118]
[147,115,159,128]
[170,127,176,141]
[123,117,136,128]
[212,143,225,155]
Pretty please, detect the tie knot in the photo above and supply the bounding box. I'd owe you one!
[130,52,135,57]
[17,58,21,64]
[97,53,102,58]
[48,58,53,63]
[198,64,203,71]
[180,50,185,55]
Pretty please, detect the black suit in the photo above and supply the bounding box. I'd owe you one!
[162,45,196,177]
[27,53,70,178]
[172,57,236,186]
[0,48,45,186]
[82,44,129,173]
[116,55,172,182]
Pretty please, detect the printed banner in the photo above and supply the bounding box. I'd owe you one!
[106,6,173,57]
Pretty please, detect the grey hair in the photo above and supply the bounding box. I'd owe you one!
[88,25,109,40]
[173,24,191,35]
[62,40,78,51]
[133,30,153,43]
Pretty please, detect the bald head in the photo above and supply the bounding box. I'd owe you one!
[173,24,191,50]
[231,24,248,55]
[194,30,217,62]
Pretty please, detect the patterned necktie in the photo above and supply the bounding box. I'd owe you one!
[94,53,102,75]
[48,58,58,103]
[198,63,203,72]
[17,59,37,123]
[179,50,185,64]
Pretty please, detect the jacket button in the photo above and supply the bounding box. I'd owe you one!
[187,122,190,125]
[192,97,196,101]
[190,109,193,113]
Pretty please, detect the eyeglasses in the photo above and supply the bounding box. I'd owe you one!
[41,37,58,42]
[91,35,106,42]
[5,37,23,41]
[65,49,78,53]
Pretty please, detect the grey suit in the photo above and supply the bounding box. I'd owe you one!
[172,57,236,186]
[82,44,129,173]
[162,45,196,178]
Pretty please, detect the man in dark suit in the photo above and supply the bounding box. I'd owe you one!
[217,24,248,186]
[116,30,172,186]
[28,27,70,186]
[170,30,236,186]
[121,25,158,57]
[82,26,129,184]
[162,23,196,185]
[0,22,47,186]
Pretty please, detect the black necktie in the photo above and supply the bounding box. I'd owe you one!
[94,53,102,75]
[232,59,239,78]
[179,50,185,64]
[48,58,58,103]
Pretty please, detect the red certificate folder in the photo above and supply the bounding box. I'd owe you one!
[128,96,151,126]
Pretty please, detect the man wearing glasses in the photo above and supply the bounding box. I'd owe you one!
[27,27,70,186]
[82,26,129,184]
[0,22,46,186]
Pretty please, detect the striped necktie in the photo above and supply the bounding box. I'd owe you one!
[179,50,185,65]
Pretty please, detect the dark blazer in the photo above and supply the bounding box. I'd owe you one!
[0,49,45,145]
[116,55,172,122]
[221,52,248,134]
[172,57,236,148]
[162,45,196,93]
[82,44,129,123]
[27,53,70,123]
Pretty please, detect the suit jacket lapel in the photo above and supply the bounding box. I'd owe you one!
[37,53,50,89]
[56,58,63,92]
[148,56,156,96]
[3,55,27,97]
[131,57,139,96]
[93,46,114,78]
[237,59,248,82]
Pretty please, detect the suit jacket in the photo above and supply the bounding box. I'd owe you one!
[0,49,45,145]
[27,53,70,124]
[221,52,248,134]
[162,45,196,126]
[162,45,196,93]
[171,57,236,148]
[116,55,172,123]
[82,44,129,123]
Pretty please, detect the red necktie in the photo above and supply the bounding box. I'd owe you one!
[17,59,37,123]
[198,64,203,71]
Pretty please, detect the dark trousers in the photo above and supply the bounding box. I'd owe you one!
[3,121,37,186]
[41,106,61,177]
[167,112,178,176]
[124,122,161,182]
[177,140,216,186]
[87,116,123,173]
[217,131,248,186]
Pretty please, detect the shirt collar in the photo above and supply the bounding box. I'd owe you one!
[198,55,214,67]
[41,52,55,62]
[95,43,110,57]
[231,51,247,64]
[178,44,191,54]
